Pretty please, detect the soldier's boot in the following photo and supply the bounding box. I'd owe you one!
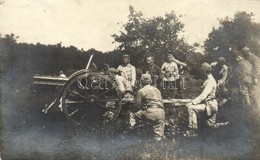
[184,129,198,137]
[211,121,230,128]
[129,112,136,129]
[218,98,228,107]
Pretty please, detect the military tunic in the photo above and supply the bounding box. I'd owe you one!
[237,59,252,107]
[130,84,165,140]
[188,74,218,129]
[117,63,136,87]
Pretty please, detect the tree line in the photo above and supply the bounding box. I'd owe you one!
[0,7,259,80]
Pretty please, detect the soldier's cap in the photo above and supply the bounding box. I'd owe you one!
[242,46,250,53]
[140,74,152,83]
[201,62,211,72]
[218,57,225,62]
[242,47,251,56]
[108,68,118,73]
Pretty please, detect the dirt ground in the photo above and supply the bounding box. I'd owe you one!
[1,71,260,160]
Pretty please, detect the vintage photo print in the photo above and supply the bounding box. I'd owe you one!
[1,0,260,159]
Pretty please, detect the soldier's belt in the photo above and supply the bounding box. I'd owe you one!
[205,98,215,102]
[143,104,163,109]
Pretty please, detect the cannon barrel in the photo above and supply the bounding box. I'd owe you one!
[33,75,69,86]
[122,97,191,106]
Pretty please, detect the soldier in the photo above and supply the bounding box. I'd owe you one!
[235,51,252,108]
[185,63,218,136]
[142,55,161,87]
[161,54,187,97]
[242,47,260,117]
[129,74,166,141]
[117,54,136,88]
[211,57,229,106]
[107,68,133,98]
[242,47,260,84]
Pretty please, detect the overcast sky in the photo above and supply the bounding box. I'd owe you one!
[0,0,260,52]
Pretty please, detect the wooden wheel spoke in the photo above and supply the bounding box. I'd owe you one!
[61,72,122,133]
[65,99,85,104]
[99,98,119,102]
[98,87,116,98]
[68,108,80,117]
[97,103,106,108]
[68,90,87,99]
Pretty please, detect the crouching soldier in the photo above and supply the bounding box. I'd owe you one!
[185,63,225,137]
[130,74,166,141]
[107,68,133,98]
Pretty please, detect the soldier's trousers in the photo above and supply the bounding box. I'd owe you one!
[130,107,165,138]
[187,100,218,129]
[239,82,252,108]
[249,83,260,117]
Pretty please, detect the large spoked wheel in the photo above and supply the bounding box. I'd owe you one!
[61,71,122,135]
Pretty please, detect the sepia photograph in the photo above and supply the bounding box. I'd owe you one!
[0,0,260,159]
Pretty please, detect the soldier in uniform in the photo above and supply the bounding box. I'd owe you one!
[235,51,252,108]
[242,47,260,117]
[142,55,161,87]
[129,74,166,141]
[161,54,187,97]
[185,63,218,136]
[211,57,229,106]
[107,68,132,96]
[117,54,136,88]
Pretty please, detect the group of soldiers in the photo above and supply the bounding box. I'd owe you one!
[101,46,259,141]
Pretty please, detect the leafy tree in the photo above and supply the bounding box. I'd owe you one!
[0,33,18,73]
[112,6,194,67]
[204,11,260,62]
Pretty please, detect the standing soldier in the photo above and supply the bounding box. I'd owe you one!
[117,54,136,88]
[211,57,229,106]
[161,54,187,97]
[130,74,166,141]
[142,55,161,87]
[235,51,252,109]
[242,47,260,117]
[185,63,218,137]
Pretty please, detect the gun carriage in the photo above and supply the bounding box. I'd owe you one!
[32,56,192,135]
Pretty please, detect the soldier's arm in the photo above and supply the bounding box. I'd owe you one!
[173,64,179,76]
[252,56,260,81]
[172,58,187,67]
[135,90,143,109]
[161,63,166,74]
[218,65,228,84]
[117,65,122,72]
[210,62,217,67]
[131,66,136,86]
[192,81,213,105]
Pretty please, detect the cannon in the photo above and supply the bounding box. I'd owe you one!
[33,69,192,134]
[32,55,193,135]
